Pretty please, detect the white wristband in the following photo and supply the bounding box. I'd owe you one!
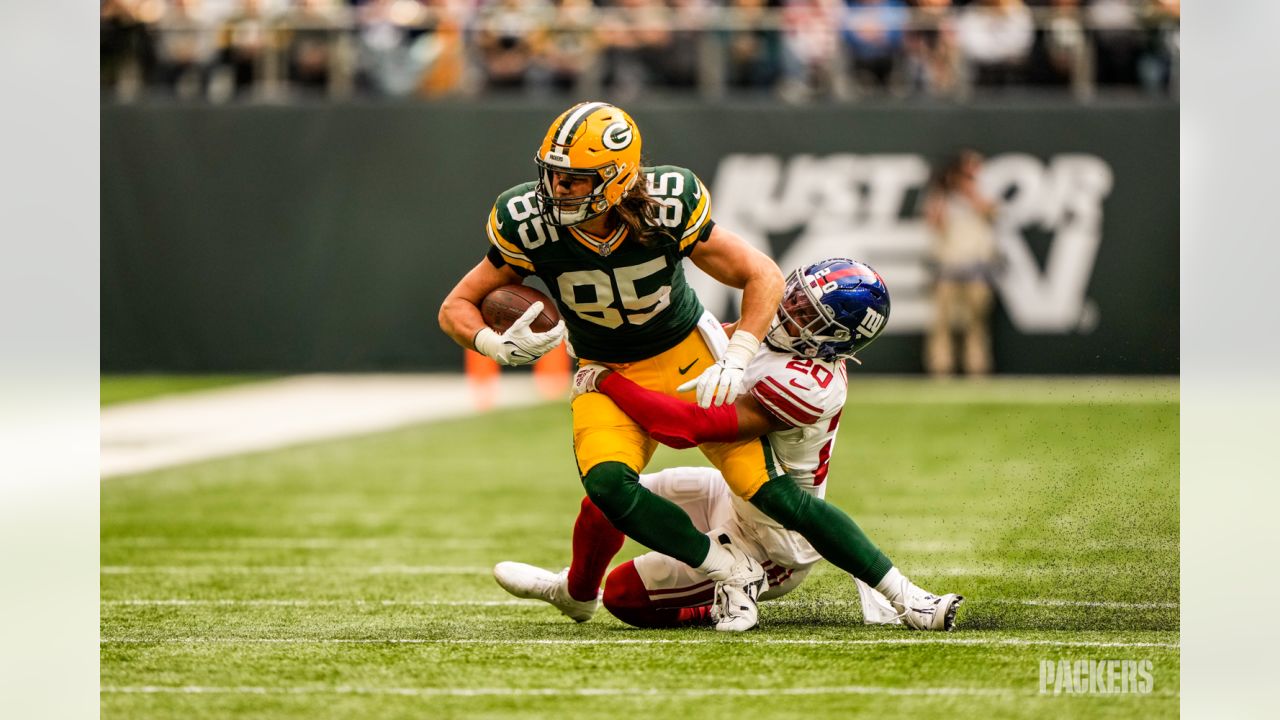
[723,331,761,368]
[473,327,504,360]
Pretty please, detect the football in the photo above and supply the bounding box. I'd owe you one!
[481,284,560,333]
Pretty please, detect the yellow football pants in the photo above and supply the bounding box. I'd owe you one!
[572,327,778,500]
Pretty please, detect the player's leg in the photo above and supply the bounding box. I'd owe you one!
[603,559,715,629]
[758,562,812,602]
[573,390,711,569]
[704,439,962,630]
[492,414,707,620]
[566,465,737,607]
[564,495,626,603]
[600,469,737,629]
[750,474,963,630]
[494,432,756,622]
[573,387,755,594]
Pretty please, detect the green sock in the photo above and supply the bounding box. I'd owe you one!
[581,461,711,568]
[750,475,895,585]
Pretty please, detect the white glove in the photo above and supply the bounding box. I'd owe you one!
[571,363,610,400]
[473,301,566,367]
[677,330,760,408]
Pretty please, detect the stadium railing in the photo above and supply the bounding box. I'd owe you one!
[101,4,1180,104]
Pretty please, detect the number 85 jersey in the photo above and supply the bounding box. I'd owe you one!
[484,165,714,363]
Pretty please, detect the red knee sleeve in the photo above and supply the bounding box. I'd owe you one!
[598,373,739,449]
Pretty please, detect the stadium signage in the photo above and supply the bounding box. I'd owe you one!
[695,153,1113,336]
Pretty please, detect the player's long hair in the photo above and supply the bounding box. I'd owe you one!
[613,173,675,249]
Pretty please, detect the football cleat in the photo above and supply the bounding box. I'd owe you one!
[492,562,599,623]
[896,591,964,632]
[707,539,768,632]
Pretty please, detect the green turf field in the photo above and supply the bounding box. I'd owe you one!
[101,375,276,406]
[101,379,1179,719]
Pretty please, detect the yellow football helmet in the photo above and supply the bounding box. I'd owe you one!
[535,102,642,226]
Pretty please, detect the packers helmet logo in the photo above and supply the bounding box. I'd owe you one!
[601,121,634,151]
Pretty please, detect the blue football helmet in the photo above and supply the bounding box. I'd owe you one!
[765,258,891,361]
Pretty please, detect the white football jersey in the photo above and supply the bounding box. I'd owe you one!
[730,346,849,567]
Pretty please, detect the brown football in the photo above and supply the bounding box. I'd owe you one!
[481,284,561,333]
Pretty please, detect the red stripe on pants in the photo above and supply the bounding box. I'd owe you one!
[603,561,713,629]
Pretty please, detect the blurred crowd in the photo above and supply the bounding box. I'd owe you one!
[101,0,1180,102]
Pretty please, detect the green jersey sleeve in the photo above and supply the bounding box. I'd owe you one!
[644,165,715,257]
[484,182,542,276]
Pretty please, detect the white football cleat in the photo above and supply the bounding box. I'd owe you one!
[708,541,768,632]
[875,569,963,631]
[896,590,964,631]
[493,561,599,623]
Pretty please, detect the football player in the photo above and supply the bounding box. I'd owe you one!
[439,102,788,631]
[493,259,964,631]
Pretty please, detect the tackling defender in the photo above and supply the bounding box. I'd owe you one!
[495,259,964,630]
[439,101,788,631]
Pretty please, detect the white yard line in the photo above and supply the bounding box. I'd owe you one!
[102,598,1177,610]
[104,599,530,607]
[101,565,492,575]
[98,637,1180,649]
[988,599,1178,610]
[101,536,569,550]
[101,684,1017,698]
[100,374,550,478]
[100,536,980,553]
[98,564,1137,579]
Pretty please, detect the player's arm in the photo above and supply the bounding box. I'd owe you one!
[438,257,524,350]
[582,368,788,449]
[688,224,783,342]
[439,257,565,366]
[681,224,784,407]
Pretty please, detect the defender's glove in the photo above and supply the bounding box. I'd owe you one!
[677,331,761,408]
[473,302,566,367]
[571,363,611,400]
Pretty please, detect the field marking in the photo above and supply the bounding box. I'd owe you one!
[101,537,556,550]
[98,564,1168,580]
[100,684,1024,699]
[104,599,531,607]
[987,598,1178,610]
[101,565,492,575]
[102,597,1178,610]
[99,637,1179,649]
[103,534,1179,553]
[101,374,551,478]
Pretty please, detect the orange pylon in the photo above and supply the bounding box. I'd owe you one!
[533,343,571,399]
[465,343,572,410]
[464,349,500,411]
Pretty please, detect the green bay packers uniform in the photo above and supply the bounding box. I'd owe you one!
[472,102,781,598]
[485,165,711,363]
[485,165,781,501]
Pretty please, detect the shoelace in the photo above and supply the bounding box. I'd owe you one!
[886,580,939,625]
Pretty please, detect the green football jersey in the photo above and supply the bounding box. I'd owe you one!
[484,165,715,363]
